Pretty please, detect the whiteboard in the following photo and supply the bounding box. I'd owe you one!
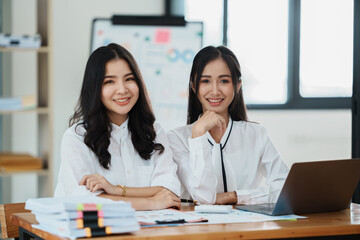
[91,18,203,131]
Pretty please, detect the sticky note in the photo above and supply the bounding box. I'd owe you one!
[155,29,170,44]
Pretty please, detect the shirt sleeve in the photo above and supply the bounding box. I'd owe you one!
[168,129,217,204]
[55,126,102,197]
[150,123,181,197]
[235,126,289,204]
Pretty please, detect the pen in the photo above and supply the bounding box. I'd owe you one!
[155,219,186,224]
[181,199,198,204]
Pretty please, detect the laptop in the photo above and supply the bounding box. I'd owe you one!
[235,159,360,216]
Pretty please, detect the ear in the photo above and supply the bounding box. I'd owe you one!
[236,79,242,93]
[190,81,196,93]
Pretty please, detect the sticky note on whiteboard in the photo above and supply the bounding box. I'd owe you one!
[155,29,171,44]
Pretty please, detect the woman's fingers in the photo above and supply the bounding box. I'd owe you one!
[79,175,89,185]
[202,111,226,131]
[92,183,102,192]
[150,188,181,210]
[192,111,227,138]
[80,174,110,192]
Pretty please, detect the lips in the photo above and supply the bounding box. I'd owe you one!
[208,98,223,103]
[207,98,224,106]
[114,97,130,105]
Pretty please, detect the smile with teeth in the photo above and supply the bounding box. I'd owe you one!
[114,98,130,103]
[207,98,223,103]
[113,97,131,106]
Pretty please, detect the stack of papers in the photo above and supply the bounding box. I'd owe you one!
[25,196,139,239]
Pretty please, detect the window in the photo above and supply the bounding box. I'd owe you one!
[184,0,223,46]
[300,0,353,98]
[185,0,353,109]
[228,0,288,104]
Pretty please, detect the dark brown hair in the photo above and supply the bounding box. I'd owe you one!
[70,43,163,169]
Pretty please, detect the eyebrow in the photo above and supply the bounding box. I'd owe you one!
[200,74,231,78]
[104,72,134,79]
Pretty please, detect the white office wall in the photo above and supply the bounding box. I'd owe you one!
[248,110,351,167]
[52,0,164,191]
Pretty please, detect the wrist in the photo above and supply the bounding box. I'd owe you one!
[147,197,157,210]
[230,191,238,204]
[116,185,127,197]
[192,125,206,138]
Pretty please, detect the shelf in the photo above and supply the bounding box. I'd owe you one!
[0,107,49,115]
[0,169,49,177]
[0,46,49,53]
[0,0,53,200]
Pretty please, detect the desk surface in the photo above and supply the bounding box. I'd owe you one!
[10,206,360,240]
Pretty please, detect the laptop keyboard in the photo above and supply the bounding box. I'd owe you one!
[235,203,277,215]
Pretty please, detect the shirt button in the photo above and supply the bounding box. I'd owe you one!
[127,170,131,174]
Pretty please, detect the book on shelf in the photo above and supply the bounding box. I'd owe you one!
[0,95,36,111]
[0,152,42,172]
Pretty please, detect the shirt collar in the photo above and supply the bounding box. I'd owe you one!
[110,118,129,140]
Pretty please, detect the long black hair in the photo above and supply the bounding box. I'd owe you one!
[70,43,164,170]
[187,45,248,124]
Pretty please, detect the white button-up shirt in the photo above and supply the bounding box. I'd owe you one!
[167,118,289,204]
[55,119,181,197]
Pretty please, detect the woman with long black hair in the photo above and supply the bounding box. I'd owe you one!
[168,46,288,205]
[55,43,181,210]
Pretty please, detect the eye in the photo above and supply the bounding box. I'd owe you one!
[220,79,230,83]
[200,79,210,83]
[125,77,135,81]
[103,79,114,85]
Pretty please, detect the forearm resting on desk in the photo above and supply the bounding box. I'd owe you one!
[115,186,165,197]
[80,174,167,197]
[98,189,181,210]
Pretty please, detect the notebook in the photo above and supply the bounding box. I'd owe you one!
[235,159,360,216]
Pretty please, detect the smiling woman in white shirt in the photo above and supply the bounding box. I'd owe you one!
[54,43,181,210]
[167,46,289,205]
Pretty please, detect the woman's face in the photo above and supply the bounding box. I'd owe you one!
[196,58,235,119]
[101,59,139,126]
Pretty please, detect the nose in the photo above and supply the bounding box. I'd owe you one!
[116,81,128,94]
[210,81,220,94]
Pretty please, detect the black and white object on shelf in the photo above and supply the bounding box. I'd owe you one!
[0,33,41,48]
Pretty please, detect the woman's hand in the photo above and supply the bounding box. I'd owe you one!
[215,192,237,205]
[148,188,181,210]
[192,111,227,139]
[80,174,121,195]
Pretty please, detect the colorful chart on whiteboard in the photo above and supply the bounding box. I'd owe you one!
[91,18,203,130]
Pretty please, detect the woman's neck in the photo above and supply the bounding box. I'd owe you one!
[108,113,128,127]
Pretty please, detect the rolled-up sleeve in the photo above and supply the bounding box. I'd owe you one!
[54,127,102,197]
[235,126,289,204]
[168,129,217,204]
[150,123,181,197]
